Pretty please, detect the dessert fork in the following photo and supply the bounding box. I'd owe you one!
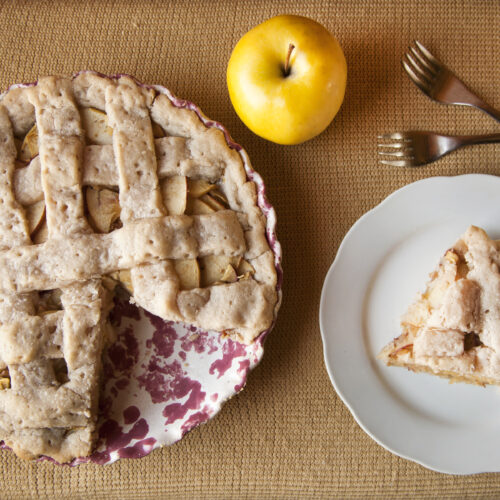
[378,131,500,167]
[403,41,500,123]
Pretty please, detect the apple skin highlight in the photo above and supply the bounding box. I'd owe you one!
[227,15,347,145]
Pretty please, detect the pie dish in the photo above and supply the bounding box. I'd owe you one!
[379,225,500,386]
[0,72,280,463]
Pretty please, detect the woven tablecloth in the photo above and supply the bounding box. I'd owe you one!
[0,0,499,497]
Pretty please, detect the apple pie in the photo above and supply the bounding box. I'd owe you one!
[378,226,500,386]
[0,73,279,462]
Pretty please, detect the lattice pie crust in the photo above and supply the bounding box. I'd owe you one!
[379,226,500,386]
[0,73,278,462]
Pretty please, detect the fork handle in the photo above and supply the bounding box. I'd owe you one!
[439,133,500,159]
[471,100,500,123]
[451,80,500,123]
[442,134,500,159]
[455,133,500,146]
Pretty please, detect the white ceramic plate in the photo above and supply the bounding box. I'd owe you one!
[320,174,500,475]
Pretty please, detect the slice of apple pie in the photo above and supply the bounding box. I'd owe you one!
[0,73,280,462]
[378,226,500,386]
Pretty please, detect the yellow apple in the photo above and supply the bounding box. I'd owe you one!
[227,15,347,145]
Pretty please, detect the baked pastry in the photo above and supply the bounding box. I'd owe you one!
[0,73,279,462]
[378,226,500,386]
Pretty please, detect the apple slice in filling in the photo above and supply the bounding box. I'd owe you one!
[199,255,242,287]
[86,187,121,233]
[80,107,113,145]
[174,259,201,290]
[187,178,216,198]
[25,200,46,235]
[19,124,39,162]
[160,176,187,215]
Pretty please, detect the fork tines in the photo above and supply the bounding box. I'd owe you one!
[377,133,414,167]
[402,41,442,94]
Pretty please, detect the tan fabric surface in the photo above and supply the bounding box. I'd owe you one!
[0,0,499,497]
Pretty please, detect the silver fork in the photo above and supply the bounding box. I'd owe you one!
[403,41,500,123]
[378,131,500,167]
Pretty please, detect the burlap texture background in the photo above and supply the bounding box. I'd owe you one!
[0,0,499,497]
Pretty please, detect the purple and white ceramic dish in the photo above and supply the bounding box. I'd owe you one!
[2,72,282,465]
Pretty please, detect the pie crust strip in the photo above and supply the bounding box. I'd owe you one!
[14,137,224,206]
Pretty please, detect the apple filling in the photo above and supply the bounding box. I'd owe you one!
[37,289,63,314]
[13,107,255,294]
[0,368,10,390]
[52,359,69,385]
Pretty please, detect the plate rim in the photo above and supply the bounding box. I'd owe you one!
[319,173,500,475]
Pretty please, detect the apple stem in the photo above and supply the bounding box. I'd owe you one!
[283,43,295,77]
